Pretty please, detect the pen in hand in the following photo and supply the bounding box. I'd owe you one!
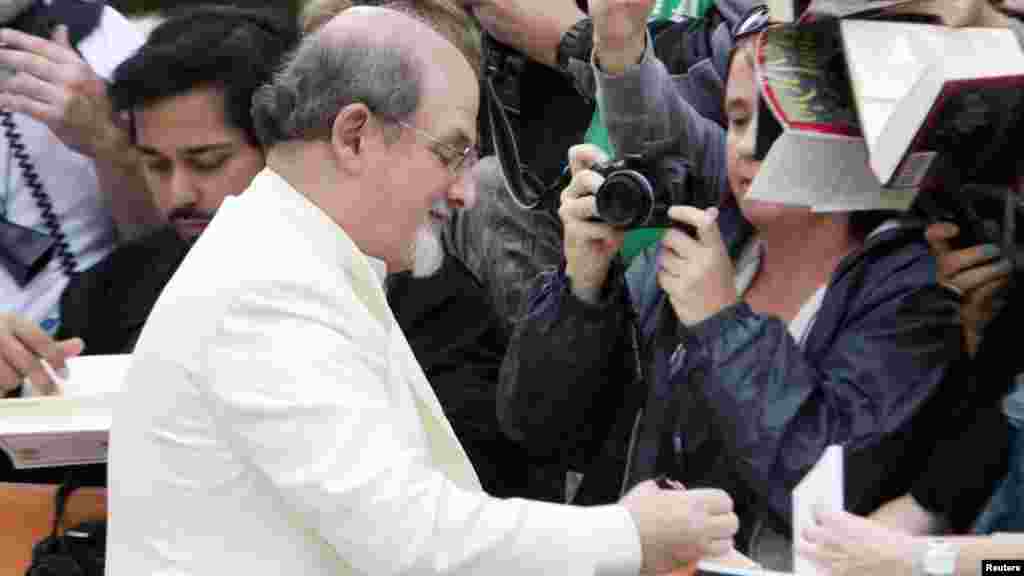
[29,358,68,396]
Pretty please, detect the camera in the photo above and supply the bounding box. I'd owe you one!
[576,154,702,231]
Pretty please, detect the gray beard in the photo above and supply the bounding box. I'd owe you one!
[409,219,445,278]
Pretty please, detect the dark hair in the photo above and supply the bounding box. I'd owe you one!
[109,5,299,145]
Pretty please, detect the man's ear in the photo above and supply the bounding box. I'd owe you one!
[330,103,371,173]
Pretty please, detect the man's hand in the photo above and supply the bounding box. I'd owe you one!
[0,313,83,396]
[589,0,654,74]
[621,480,739,575]
[925,222,1011,357]
[657,206,737,326]
[798,507,919,576]
[463,0,585,68]
[559,144,625,303]
[0,25,125,159]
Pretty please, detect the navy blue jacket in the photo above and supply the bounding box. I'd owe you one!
[498,190,963,547]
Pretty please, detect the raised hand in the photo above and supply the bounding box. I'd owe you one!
[925,222,1012,357]
[589,0,654,73]
[0,25,126,159]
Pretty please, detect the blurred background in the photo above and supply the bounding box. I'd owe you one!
[110,0,303,25]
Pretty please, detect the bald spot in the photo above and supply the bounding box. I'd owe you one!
[318,6,479,143]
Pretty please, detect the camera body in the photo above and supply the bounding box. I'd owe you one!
[588,154,701,231]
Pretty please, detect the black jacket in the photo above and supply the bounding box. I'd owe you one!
[386,252,564,501]
[57,227,189,354]
[912,278,1024,532]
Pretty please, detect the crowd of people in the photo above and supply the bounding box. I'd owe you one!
[0,0,1020,574]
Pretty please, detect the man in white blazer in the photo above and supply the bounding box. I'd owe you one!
[107,6,739,575]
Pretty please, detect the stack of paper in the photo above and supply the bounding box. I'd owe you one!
[0,355,130,469]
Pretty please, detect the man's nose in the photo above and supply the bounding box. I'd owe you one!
[169,167,199,210]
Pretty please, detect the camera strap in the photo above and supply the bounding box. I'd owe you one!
[482,35,557,213]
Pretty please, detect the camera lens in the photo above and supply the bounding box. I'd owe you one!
[596,170,655,228]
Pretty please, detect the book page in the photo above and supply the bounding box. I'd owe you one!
[22,354,131,398]
[749,133,904,211]
[61,354,131,397]
[948,27,1024,79]
[841,20,931,149]
[695,561,792,576]
[792,445,844,576]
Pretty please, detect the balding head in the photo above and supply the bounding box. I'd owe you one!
[252,6,474,148]
[250,5,479,272]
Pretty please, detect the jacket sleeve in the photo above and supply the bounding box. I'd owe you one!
[497,261,640,467]
[201,280,642,576]
[684,247,961,520]
[592,30,730,206]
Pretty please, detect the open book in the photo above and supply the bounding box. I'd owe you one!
[841,19,1024,190]
[747,19,918,211]
[0,355,130,469]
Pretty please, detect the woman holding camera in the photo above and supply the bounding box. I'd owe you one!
[494,0,1022,569]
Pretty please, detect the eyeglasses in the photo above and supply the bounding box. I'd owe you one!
[397,120,480,177]
[732,4,772,41]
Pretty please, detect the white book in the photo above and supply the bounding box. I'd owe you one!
[0,354,130,469]
[792,445,844,576]
[841,19,1024,189]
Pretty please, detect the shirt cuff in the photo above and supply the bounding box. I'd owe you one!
[588,504,643,576]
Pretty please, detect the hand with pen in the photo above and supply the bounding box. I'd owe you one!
[0,313,83,396]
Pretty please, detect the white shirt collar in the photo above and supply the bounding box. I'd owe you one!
[366,256,388,286]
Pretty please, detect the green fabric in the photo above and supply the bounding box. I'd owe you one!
[586,0,714,264]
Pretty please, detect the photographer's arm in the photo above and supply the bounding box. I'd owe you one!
[592,28,730,199]
[497,262,637,465]
[463,0,585,68]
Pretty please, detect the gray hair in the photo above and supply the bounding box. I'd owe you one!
[251,28,421,147]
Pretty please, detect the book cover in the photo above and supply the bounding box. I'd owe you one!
[841,19,1024,190]
[748,20,918,211]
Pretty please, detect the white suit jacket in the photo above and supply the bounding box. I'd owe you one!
[107,168,642,575]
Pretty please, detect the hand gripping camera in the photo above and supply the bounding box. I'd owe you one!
[544,154,703,232]
[586,155,700,230]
